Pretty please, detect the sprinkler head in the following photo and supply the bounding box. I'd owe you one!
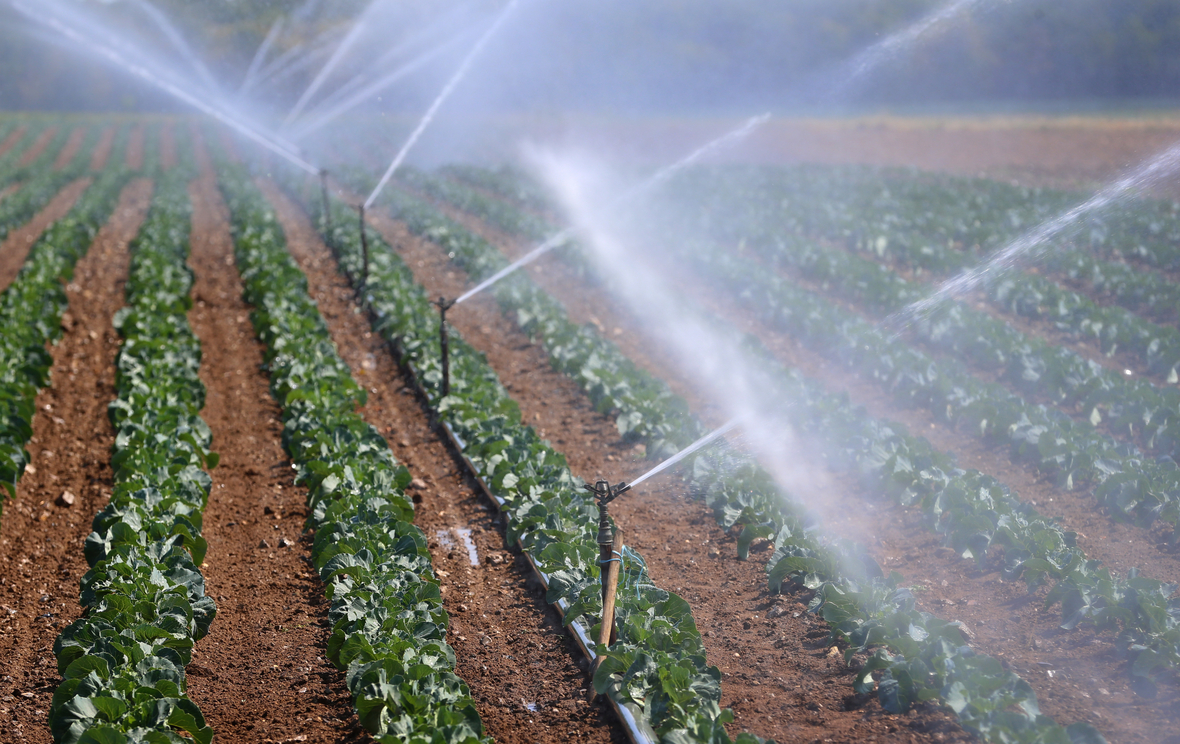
[434,296,456,313]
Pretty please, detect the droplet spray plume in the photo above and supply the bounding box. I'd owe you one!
[629,418,740,488]
[7,0,320,175]
[885,137,1180,334]
[452,113,771,306]
[363,0,521,211]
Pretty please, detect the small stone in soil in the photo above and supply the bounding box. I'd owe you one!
[258,539,270,549]
[410,477,427,489]
[56,491,76,507]
[278,537,292,548]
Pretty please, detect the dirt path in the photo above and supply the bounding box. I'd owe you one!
[89,127,116,172]
[414,195,1180,742]
[0,127,26,159]
[0,178,153,743]
[125,125,144,172]
[51,127,85,170]
[348,204,974,743]
[180,145,369,744]
[259,179,627,744]
[0,178,93,293]
[160,122,176,170]
[15,129,56,168]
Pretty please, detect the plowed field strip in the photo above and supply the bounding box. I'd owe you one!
[16,128,56,168]
[160,122,176,170]
[89,127,116,172]
[259,179,626,744]
[52,127,85,170]
[421,196,1180,742]
[0,178,153,743]
[0,127,25,158]
[353,205,970,744]
[0,178,92,293]
[126,125,145,172]
[181,147,369,743]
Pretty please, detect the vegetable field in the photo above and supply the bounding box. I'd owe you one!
[0,114,1178,744]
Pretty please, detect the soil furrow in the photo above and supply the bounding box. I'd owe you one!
[352,202,972,744]
[416,196,1180,742]
[0,178,153,743]
[126,125,144,172]
[181,146,369,744]
[259,178,627,744]
[16,129,56,168]
[89,127,116,173]
[160,122,176,170]
[0,127,26,158]
[0,178,92,293]
[51,127,85,170]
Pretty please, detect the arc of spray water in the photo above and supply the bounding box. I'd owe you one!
[453,112,772,305]
[7,0,320,175]
[239,17,285,96]
[885,138,1180,333]
[364,0,521,211]
[628,418,740,488]
[288,32,471,142]
[283,0,392,130]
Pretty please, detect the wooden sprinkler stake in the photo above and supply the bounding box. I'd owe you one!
[584,479,630,703]
[357,204,370,296]
[319,169,331,235]
[433,297,456,397]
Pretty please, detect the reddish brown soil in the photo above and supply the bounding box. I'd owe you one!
[406,192,1180,742]
[549,116,1180,193]
[89,128,116,172]
[180,141,369,743]
[0,178,153,743]
[0,127,26,158]
[0,178,92,293]
[160,123,177,170]
[52,127,85,170]
[16,129,57,168]
[346,199,975,744]
[125,125,144,172]
[259,178,627,744]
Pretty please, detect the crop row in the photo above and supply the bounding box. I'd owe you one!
[214,162,492,744]
[48,167,218,743]
[319,172,1103,742]
[398,168,1176,708]
[0,120,53,189]
[0,147,132,510]
[282,174,765,744]
[0,125,110,244]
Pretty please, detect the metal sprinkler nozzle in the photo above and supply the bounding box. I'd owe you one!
[433,296,457,397]
[584,479,630,547]
[584,479,630,691]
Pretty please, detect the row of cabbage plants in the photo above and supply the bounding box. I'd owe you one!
[0,133,130,510]
[0,125,110,243]
[50,169,217,743]
[294,171,1103,743]
[284,174,759,744]
[396,168,1176,705]
[214,162,492,744]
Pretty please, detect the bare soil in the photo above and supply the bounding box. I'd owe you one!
[0,178,153,743]
[352,199,975,744]
[259,178,627,744]
[0,127,26,159]
[126,125,144,172]
[16,129,57,168]
[0,178,92,293]
[51,127,85,170]
[179,139,369,744]
[160,123,176,170]
[407,189,1180,742]
[89,128,116,173]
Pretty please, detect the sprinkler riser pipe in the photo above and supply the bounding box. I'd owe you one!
[435,297,456,399]
[319,170,331,234]
[357,204,370,297]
